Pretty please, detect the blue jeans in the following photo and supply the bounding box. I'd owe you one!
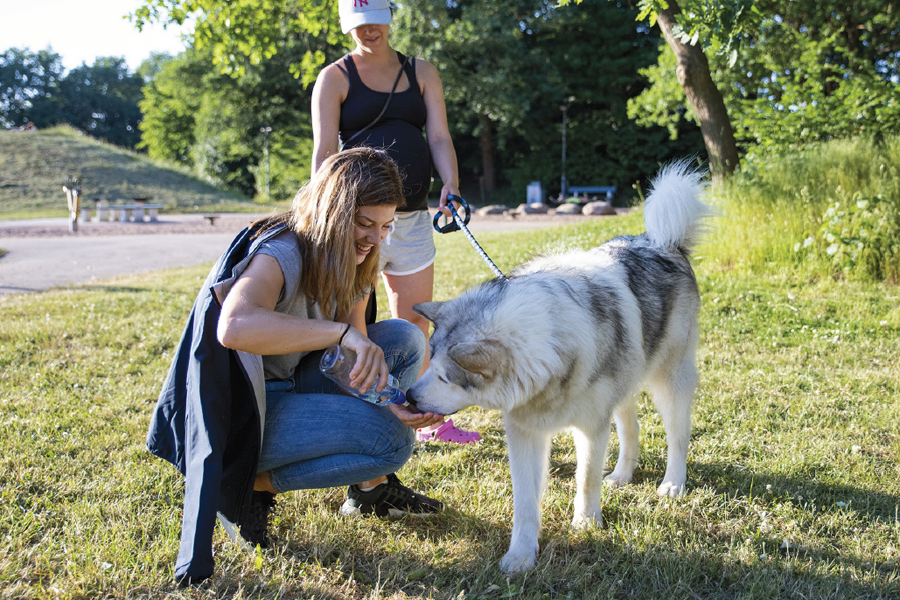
[257,319,425,493]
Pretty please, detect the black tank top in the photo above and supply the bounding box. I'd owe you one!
[338,52,432,212]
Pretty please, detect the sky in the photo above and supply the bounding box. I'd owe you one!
[1,0,193,72]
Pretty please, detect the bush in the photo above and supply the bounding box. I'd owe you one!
[798,192,900,282]
[701,135,900,281]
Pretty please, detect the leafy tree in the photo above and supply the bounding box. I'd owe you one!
[132,0,343,85]
[138,52,203,165]
[136,51,176,82]
[139,44,316,199]
[58,57,145,148]
[0,48,65,128]
[394,0,557,194]
[628,1,900,155]
[562,0,762,180]
[133,0,705,199]
[2,49,145,148]
[396,0,704,200]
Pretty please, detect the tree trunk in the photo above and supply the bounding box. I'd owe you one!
[657,2,740,182]
[478,113,496,193]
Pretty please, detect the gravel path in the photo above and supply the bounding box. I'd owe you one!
[0,209,621,295]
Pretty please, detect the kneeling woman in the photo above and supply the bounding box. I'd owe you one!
[149,147,445,584]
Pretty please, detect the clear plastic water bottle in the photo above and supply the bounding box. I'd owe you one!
[319,344,407,406]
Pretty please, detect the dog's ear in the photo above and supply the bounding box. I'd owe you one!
[413,301,444,323]
[449,340,504,379]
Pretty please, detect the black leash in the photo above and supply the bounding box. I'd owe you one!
[433,194,506,280]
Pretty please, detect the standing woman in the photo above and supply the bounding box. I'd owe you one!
[149,148,445,584]
[312,0,481,444]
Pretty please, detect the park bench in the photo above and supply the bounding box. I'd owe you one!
[203,214,220,226]
[87,197,163,222]
[567,186,616,202]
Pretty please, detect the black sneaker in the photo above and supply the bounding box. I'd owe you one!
[240,491,277,548]
[340,473,443,518]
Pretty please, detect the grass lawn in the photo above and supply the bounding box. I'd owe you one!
[0,215,898,599]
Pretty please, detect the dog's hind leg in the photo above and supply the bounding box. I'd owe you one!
[571,417,612,529]
[500,419,552,575]
[650,354,698,497]
[604,394,641,489]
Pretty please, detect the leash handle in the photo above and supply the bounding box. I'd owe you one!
[432,195,471,233]
[435,194,506,280]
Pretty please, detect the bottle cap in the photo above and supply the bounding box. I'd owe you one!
[320,345,340,372]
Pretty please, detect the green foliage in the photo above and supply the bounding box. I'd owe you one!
[58,57,145,148]
[132,0,345,86]
[654,0,762,59]
[137,54,200,165]
[563,0,764,59]
[626,43,697,139]
[1,49,145,148]
[397,0,705,200]
[626,1,900,155]
[730,12,900,150]
[138,45,318,199]
[0,48,65,128]
[799,192,900,282]
[702,135,900,282]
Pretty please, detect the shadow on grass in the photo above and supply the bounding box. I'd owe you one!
[158,474,898,600]
[238,506,899,600]
[556,534,896,600]
[688,460,900,523]
[0,284,39,293]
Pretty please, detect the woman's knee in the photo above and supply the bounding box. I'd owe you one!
[383,424,415,470]
[375,318,425,347]
[386,442,414,473]
[392,318,427,351]
[361,410,415,472]
[369,319,428,378]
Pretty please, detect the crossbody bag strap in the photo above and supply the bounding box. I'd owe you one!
[341,54,410,149]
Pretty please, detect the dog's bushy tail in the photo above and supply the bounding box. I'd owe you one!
[643,159,713,252]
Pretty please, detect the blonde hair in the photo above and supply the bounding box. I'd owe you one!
[254,147,404,318]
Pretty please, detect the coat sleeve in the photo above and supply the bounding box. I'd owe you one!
[174,297,237,584]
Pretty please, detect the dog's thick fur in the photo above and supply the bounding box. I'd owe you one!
[408,161,711,574]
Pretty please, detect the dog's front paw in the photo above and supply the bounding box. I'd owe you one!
[571,510,602,530]
[603,470,633,489]
[499,545,538,575]
[657,480,685,497]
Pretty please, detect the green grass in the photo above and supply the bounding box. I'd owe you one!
[0,126,288,219]
[1,210,898,599]
[704,135,900,281]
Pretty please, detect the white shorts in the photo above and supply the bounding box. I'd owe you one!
[379,211,436,276]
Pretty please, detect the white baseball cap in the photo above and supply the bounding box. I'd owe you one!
[340,0,393,34]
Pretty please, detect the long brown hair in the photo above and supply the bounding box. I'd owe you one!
[254,147,404,318]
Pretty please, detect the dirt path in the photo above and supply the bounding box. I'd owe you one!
[0,210,619,295]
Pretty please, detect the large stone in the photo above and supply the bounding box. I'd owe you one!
[583,201,617,216]
[476,204,509,215]
[516,202,549,215]
[553,203,582,215]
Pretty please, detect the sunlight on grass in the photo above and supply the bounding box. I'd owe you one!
[1,200,898,598]
[703,136,900,282]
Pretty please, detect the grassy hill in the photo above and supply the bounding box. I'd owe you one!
[0,126,285,219]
